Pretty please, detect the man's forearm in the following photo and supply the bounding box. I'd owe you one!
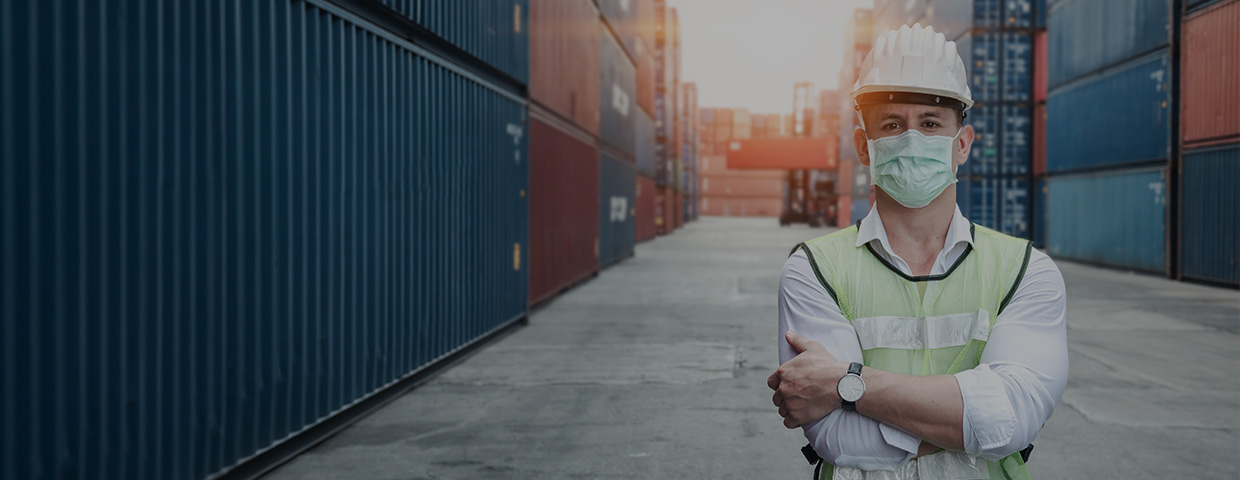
[854,369,965,451]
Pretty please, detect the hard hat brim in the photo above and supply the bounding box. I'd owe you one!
[851,84,975,111]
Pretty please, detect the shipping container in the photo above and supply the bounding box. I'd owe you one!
[636,174,657,242]
[1180,0,1240,147]
[1187,0,1232,12]
[700,176,787,198]
[1046,51,1171,173]
[1045,168,1167,272]
[529,115,600,305]
[0,1,529,478]
[597,0,639,61]
[957,32,1033,103]
[1047,0,1170,88]
[699,198,785,217]
[530,0,600,134]
[726,138,838,170]
[636,0,657,50]
[1034,178,1048,248]
[922,0,1028,41]
[1179,143,1240,285]
[600,24,637,157]
[1034,31,1048,103]
[636,109,658,177]
[674,191,685,229]
[378,0,530,83]
[1033,104,1047,176]
[599,152,637,266]
[657,186,673,234]
[635,38,657,118]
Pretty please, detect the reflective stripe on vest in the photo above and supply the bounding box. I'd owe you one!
[795,222,1034,480]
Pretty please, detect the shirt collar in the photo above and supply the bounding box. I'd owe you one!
[855,203,974,251]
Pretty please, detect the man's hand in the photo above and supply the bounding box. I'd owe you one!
[767,331,850,429]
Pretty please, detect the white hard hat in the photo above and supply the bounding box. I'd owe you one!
[850,23,973,113]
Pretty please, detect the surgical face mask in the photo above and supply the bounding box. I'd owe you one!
[866,128,961,209]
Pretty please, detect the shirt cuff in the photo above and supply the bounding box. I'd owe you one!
[955,365,1017,456]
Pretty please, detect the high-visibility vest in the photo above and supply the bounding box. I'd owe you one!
[793,221,1034,480]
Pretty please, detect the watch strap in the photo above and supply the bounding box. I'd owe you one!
[848,362,863,376]
[841,362,864,411]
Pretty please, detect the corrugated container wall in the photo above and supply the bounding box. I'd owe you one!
[636,109,658,177]
[529,115,599,305]
[1179,144,1240,285]
[596,0,639,61]
[379,0,530,83]
[1180,0,1240,147]
[600,24,637,158]
[1046,168,1167,272]
[1046,52,1172,173]
[530,0,600,134]
[1046,0,1170,88]
[0,1,529,478]
[635,38,656,118]
[636,175,657,242]
[599,152,637,266]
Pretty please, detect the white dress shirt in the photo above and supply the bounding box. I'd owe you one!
[777,203,1068,470]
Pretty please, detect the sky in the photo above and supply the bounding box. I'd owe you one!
[669,0,873,114]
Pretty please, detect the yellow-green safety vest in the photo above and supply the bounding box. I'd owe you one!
[792,221,1034,480]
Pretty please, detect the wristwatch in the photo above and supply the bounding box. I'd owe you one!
[837,362,865,411]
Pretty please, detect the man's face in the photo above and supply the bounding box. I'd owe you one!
[853,103,973,172]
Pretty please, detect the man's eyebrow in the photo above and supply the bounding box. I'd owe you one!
[919,110,944,118]
[878,112,903,121]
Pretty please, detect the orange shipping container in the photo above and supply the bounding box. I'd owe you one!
[699,176,785,198]
[635,38,656,118]
[1181,0,1240,147]
[529,0,599,134]
[726,137,837,170]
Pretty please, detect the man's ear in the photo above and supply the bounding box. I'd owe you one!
[954,124,974,168]
[854,127,871,167]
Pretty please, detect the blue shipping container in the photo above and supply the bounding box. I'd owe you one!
[378,0,530,84]
[599,152,637,266]
[1180,144,1240,285]
[636,109,658,177]
[0,1,529,478]
[964,103,1030,177]
[1034,178,1047,248]
[601,25,637,158]
[958,32,1032,103]
[1047,0,1169,87]
[1046,168,1167,272]
[1046,51,1171,173]
[596,0,640,63]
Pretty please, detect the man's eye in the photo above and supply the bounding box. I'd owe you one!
[923,121,941,129]
[884,123,901,131]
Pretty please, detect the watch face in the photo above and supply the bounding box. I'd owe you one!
[838,374,865,402]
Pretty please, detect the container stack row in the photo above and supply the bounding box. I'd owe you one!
[1,0,699,478]
[698,108,788,217]
[653,0,692,235]
[3,1,531,479]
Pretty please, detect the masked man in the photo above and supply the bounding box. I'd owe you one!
[767,24,1068,480]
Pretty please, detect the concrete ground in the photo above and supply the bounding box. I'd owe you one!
[264,217,1240,480]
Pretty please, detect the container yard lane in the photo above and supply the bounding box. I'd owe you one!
[265,218,1239,480]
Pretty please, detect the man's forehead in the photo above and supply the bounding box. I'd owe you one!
[865,103,954,119]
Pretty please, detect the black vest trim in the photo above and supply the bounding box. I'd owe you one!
[857,218,977,283]
[997,241,1035,316]
[791,243,840,305]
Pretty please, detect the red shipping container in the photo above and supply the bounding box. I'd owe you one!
[530,0,600,135]
[1034,31,1048,103]
[636,0,656,51]
[635,174,657,242]
[699,175,785,198]
[528,114,600,305]
[1033,104,1047,176]
[673,191,684,229]
[657,186,675,235]
[726,137,837,170]
[635,38,656,118]
[838,151,854,197]
[1181,0,1240,147]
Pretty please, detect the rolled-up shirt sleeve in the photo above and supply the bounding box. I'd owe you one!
[955,249,1068,460]
[778,250,919,470]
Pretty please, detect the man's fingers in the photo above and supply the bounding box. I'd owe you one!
[766,370,781,390]
[772,390,783,407]
[783,415,800,429]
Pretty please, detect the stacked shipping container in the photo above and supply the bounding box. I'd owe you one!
[529,0,601,304]
[698,108,788,218]
[1178,0,1239,285]
[2,0,531,478]
[837,9,875,227]
[1043,0,1173,273]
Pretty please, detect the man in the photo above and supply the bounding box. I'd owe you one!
[766,24,1068,479]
